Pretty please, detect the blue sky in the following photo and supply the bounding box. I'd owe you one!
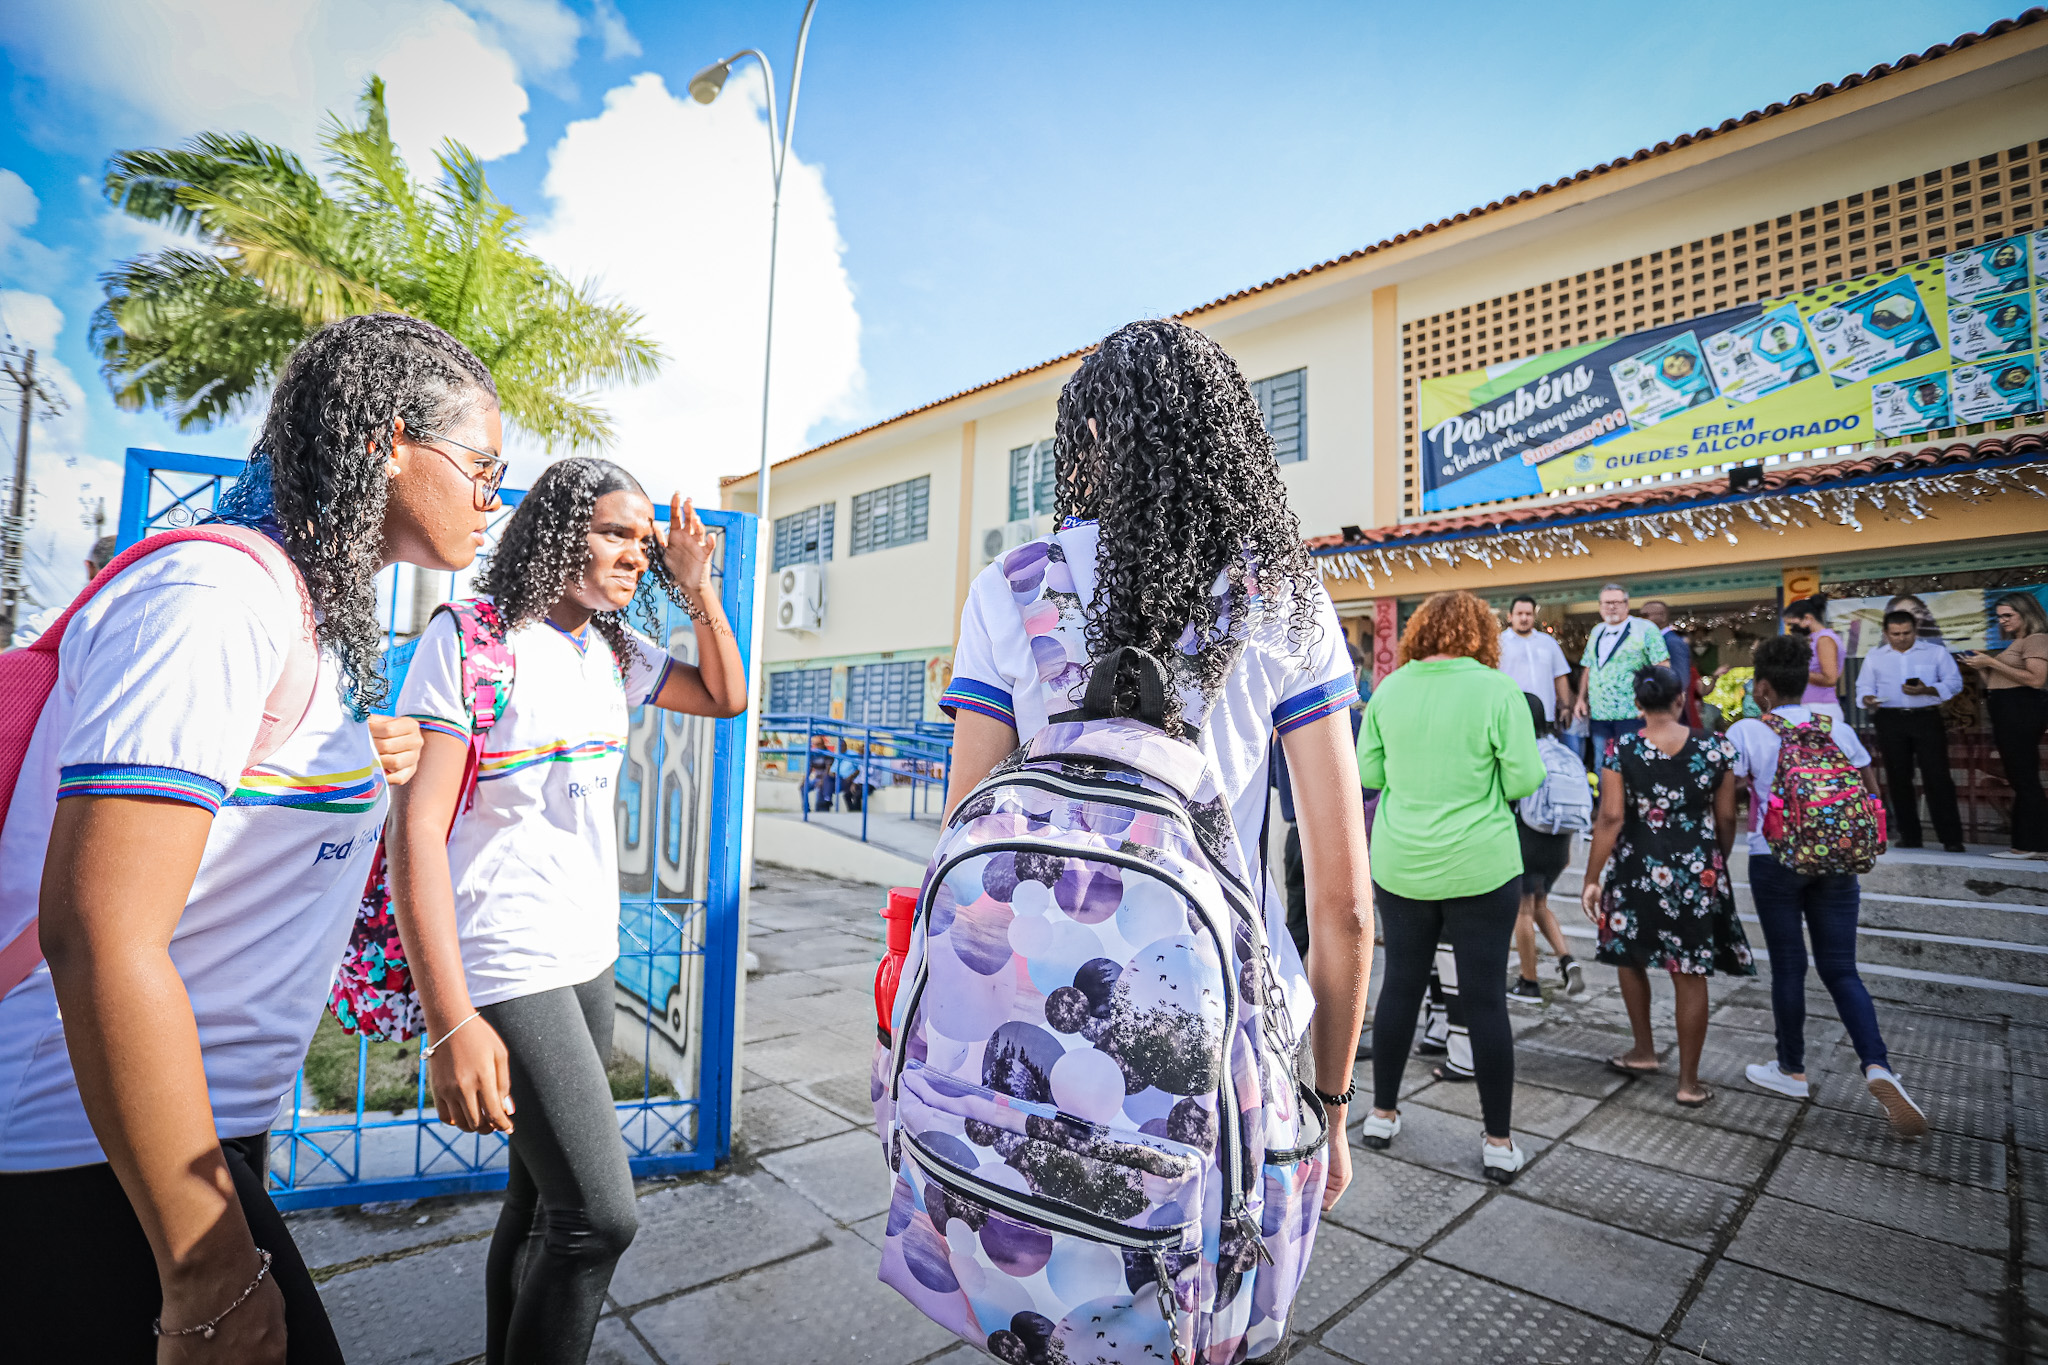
[0,0,2019,597]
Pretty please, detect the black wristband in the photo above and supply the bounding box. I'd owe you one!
[1311,1083,1355,1108]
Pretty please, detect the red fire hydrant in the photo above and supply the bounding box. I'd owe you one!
[874,886,918,1046]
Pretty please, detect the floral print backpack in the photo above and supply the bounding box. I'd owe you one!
[1759,711,1884,876]
[328,599,514,1041]
[873,537,1328,1365]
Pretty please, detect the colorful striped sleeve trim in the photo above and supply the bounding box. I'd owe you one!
[409,714,472,742]
[1273,678,1359,736]
[58,764,226,813]
[939,678,1016,726]
[646,656,677,706]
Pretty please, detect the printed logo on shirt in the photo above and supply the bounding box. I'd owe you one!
[477,735,626,781]
[315,821,384,864]
[228,763,384,814]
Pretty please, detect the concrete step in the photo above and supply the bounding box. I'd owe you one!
[1858,848,2048,904]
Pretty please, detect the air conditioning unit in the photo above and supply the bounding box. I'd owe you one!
[775,563,824,632]
[979,519,1037,566]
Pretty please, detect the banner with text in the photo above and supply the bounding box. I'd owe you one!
[1418,230,2046,513]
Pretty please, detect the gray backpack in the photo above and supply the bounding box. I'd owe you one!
[1518,735,1594,834]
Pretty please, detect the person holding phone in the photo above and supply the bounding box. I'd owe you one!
[1963,594,2048,859]
[1858,610,1965,852]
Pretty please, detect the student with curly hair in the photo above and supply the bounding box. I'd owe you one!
[386,457,744,1365]
[940,318,1373,1218]
[0,313,498,1363]
[1356,590,1544,1182]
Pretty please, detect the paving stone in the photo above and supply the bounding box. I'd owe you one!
[737,1084,858,1155]
[1511,1145,1743,1251]
[771,987,874,1031]
[1350,1053,1438,1103]
[1794,1104,2007,1190]
[1509,1044,1632,1098]
[846,1211,889,1250]
[2029,1268,2048,1358]
[1610,1073,1799,1140]
[1345,1098,1552,1183]
[2018,1073,2048,1150]
[745,1004,803,1044]
[1429,1196,1703,1333]
[2024,1195,2048,1270]
[1326,1148,1489,1246]
[792,1073,881,1125]
[747,970,846,1006]
[2011,1026,2048,1077]
[627,1231,956,1365]
[1810,1063,2009,1142]
[1519,1021,1658,1063]
[1765,1145,2008,1252]
[320,1235,489,1364]
[759,1129,896,1223]
[1671,1259,1999,1365]
[1567,1106,1778,1187]
[742,1067,778,1091]
[1723,1195,2004,1337]
[287,1191,501,1272]
[752,930,884,975]
[1273,1349,1351,1365]
[803,961,883,993]
[1879,1031,2010,1073]
[1408,1077,1602,1137]
[609,1170,834,1306]
[1709,1003,1780,1035]
[590,1315,661,1365]
[742,1029,879,1086]
[1320,1259,1652,1365]
[1288,1220,1409,1333]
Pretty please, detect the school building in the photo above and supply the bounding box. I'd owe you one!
[724,11,2048,834]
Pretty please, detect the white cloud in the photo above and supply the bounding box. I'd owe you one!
[0,0,571,169]
[528,70,864,507]
[590,0,640,61]
[0,170,68,289]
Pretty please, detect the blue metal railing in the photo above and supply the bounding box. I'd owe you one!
[117,449,753,1209]
[759,712,952,844]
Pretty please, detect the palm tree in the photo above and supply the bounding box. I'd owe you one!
[92,77,661,450]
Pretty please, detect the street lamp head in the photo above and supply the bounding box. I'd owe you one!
[687,59,731,104]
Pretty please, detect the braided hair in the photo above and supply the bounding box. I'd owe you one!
[1053,318,1322,729]
[224,313,497,717]
[474,456,687,661]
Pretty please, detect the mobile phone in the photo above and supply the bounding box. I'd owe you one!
[1906,677,1924,688]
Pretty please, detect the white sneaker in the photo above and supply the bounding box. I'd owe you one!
[1358,1111,1400,1150]
[1990,849,2040,860]
[1481,1138,1527,1184]
[1865,1066,1929,1137]
[1744,1060,1810,1099]
[1560,958,1588,1000]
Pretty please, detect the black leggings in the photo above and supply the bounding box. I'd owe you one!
[0,1134,342,1364]
[1990,687,2048,853]
[480,966,639,1365]
[1371,878,1521,1138]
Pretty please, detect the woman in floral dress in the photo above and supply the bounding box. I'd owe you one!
[1581,665,1753,1105]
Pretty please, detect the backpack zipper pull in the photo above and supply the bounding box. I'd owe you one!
[1149,1250,1191,1365]
[1236,1210,1274,1263]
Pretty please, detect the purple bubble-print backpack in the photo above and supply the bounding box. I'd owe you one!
[873,537,1329,1365]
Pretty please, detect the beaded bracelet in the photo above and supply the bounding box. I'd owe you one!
[1312,1083,1356,1108]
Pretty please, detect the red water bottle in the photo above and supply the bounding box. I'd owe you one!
[874,886,918,1045]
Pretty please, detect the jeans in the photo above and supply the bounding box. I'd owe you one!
[1587,717,1644,766]
[1748,854,1889,1074]
[1989,687,2048,853]
[1370,878,1521,1137]
[1873,707,1961,847]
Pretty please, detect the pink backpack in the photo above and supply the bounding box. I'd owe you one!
[0,527,318,1001]
[1760,711,1885,875]
[327,598,514,1041]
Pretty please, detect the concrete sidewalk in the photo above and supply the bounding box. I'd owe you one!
[301,865,2034,1364]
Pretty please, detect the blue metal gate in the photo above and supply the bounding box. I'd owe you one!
[117,448,752,1209]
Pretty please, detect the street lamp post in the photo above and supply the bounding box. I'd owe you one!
[687,0,819,953]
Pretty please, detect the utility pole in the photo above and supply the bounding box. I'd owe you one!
[0,347,67,645]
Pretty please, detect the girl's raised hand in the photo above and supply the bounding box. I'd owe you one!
[654,494,715,601]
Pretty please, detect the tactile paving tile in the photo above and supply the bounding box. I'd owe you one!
[1510,1143,1742,1250]
[1877,1031,2009,1073]
[1611,1075,1799,1140]
[2025,1192,2048,1270]
[1688,1044,1805,1095]
[2018,1144,2048,1204]
[2010,1026,2048,1078]
[1327,1148,1489,1248]
[1567,1106,1778,1186]
[1810,1063,2009,1142]
[1671,1259,2001,1365]
[1707,1003,1780,1036]
[1724,1195,2004,1337]
[1318,1259,1652,1365]
[1877,1010,2009,1047]
[2016,1073,2048,1150]
[1517,1021,1648,1063]
[1286,1220,1409,1334]
[1428,1195,1701,1333]
[1409,1077,1601,1138]
[1507,1045,1631,1099]
[1794,1104,2007,1189]
[1765,1145,2008,1252]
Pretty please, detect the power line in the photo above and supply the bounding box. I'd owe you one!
[0,344,70,644]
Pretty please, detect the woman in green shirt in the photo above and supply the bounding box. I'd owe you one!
[1357,590,1545,1183]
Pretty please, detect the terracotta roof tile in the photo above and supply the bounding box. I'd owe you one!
[725,10,2047,487]
[1306,433,2048,553]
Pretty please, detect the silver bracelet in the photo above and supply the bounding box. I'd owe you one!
[421,1011,481,1059]
[154,1247,272,1340]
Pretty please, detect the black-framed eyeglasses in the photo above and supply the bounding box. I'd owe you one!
[415,431,509,509]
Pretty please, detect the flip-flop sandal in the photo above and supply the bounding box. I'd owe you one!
[1432,1065,1475,1084]
[1606,1055,1661,1077]
[1675,1086,1715,1108]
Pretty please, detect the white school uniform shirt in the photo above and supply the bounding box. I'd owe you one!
[939,520,1358,852]
[397,605,669,1007]
[1727,705,1872,858]
[1496,626,1571,722]
[1858,640,1963,711]
[0,541,389,1170]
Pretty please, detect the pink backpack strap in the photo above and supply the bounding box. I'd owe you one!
[0,526,318,1002]
[425,597,515,818]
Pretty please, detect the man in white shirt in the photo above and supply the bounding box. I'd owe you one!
[1858,609,1966,852]
[1496,594,1572,723]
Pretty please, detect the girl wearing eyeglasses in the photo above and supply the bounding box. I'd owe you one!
[384,457,746,1365]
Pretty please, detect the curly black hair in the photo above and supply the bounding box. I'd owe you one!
[228,313,497,717]
[1053,318,1321,728]
[474,456,688,661]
